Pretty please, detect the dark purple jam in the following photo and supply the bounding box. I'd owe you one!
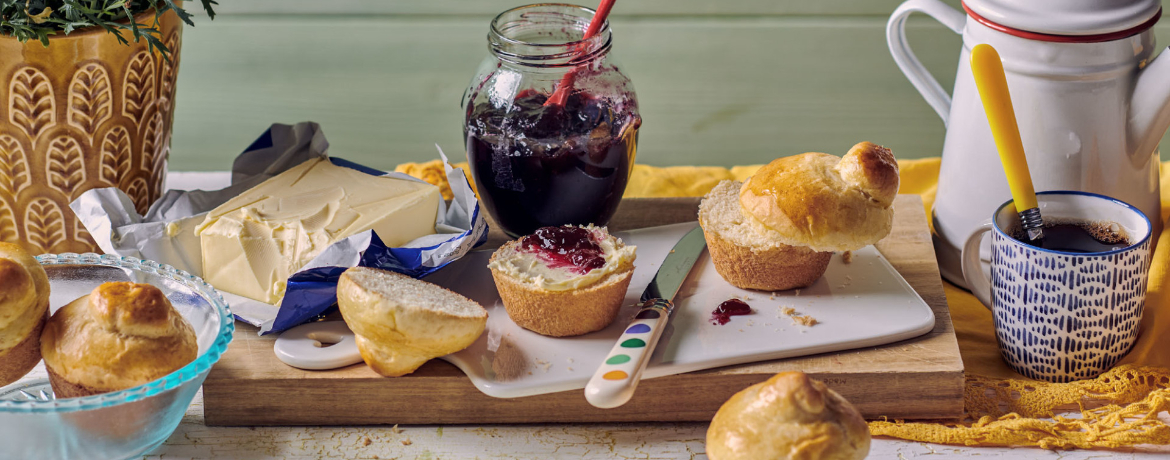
[711,299,752,325]
[521,226,605,274]
[466,90,640,237]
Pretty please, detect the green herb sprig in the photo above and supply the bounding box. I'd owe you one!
[0,0,217,59]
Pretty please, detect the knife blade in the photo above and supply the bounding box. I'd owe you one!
[584,226,707,408]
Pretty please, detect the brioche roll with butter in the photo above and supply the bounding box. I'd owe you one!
[489,225,635,337]
[40,282,197,398]
[0,243,50,387]
[706,371,870,460]
[699,142,898,290]
[337,267,487,377]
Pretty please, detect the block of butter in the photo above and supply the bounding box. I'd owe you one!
[196,158,441,304]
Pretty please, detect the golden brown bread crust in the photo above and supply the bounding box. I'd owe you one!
[739,142,898,252]
[836,142,899,207]
[490,239,634,337]
[707,371,870,460]
[701,222,831,291]
[0,310,46,387]
[41,282,198,395]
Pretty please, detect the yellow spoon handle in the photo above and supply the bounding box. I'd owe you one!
[970,44,1038,212]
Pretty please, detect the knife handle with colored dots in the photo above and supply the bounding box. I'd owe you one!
[585,298,673,409]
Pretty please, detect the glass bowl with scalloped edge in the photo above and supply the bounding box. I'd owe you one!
[0,253,233,460]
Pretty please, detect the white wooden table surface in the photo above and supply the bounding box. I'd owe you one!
[150,173,1169,460]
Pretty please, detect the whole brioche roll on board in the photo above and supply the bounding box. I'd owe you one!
[0,243,50,387]
[706,371,870,460]
[488,225,636,337]
[40,282,198,398]
[700,142,898,291]
[337,267,488,377]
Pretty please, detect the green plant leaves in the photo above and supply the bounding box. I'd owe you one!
[0,0,214,59]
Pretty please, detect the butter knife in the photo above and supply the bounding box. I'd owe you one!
[584,226,707,409]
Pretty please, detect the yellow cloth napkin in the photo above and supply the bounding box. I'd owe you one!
[396,158,1170,449]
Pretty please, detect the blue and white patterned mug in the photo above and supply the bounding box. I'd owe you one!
[961,191,1152,382]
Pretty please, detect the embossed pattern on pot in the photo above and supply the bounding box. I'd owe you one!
[0,11,183,254]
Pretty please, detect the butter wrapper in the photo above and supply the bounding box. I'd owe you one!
[72,122,488,334]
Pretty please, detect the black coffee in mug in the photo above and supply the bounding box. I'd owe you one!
[1012,220,1131,253]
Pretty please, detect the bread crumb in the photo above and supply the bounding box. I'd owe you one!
[363,437,372,446]
[842,250,853,263]
[401,438,412,446]
[391,424,402,434]
[792,315,818,327]
[781,306,796,316]
[739,329,744,332]
[794,289,801,296]
[491,338,527,381]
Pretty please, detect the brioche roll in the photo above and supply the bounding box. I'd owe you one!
[0,243,49,387]
[337,267,487,377]
[707,371,870,460]
[41,282,197,397]
[699,142,898,290]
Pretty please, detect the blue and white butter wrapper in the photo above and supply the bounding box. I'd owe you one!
[71,122,488,335]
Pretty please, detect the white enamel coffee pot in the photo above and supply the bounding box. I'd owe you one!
[887,0,1170,288]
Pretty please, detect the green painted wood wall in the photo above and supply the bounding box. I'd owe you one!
[169,1,1170,171]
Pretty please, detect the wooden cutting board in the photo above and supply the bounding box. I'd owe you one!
[203,195,964,426]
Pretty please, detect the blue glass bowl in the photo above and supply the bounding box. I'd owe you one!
[0,254,233,460]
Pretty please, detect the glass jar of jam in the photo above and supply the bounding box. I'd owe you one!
[462,3,641,237]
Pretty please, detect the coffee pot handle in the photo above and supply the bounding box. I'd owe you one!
[960,220,995,310]
[886,0,966,126]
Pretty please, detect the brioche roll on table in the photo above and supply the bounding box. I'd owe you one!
[0,243,50,387]
[699,142,899,290]
[706,371,870,460]
[40,282,198,398]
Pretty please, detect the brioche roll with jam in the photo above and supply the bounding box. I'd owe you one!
[699,142,898,291]
[40,282,197,398]
[0,243,50,387]
[489,225,636,337]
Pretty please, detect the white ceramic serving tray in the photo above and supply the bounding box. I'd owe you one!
[428,222,935,398]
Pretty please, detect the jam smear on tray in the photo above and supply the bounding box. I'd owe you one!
[711,299,752,325]
[522,226,606,274]
[466,90,640,237]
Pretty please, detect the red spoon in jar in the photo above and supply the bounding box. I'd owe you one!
[544,0,617,107]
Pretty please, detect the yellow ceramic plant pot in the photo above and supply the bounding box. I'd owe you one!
[0,10,183,254]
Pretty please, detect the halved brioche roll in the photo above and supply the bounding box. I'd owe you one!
[700,142,898,291]
[488,226,636,337]
[490,242,634,337]
[700,180,831,291]
[337,267,487,377]
[0,243,50,387]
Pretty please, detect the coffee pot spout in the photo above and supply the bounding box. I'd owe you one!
[1129,47,1170,158]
